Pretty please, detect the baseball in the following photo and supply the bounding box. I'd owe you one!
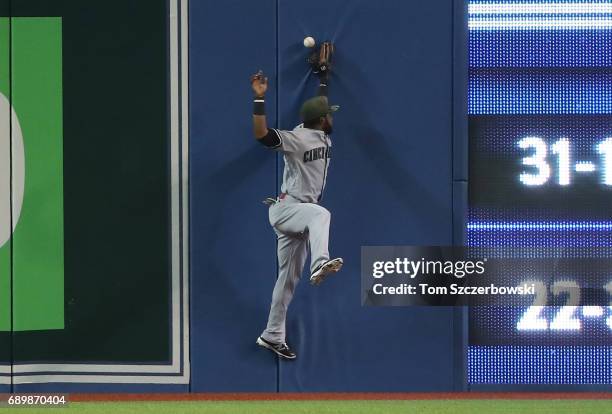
[303,36,315,48]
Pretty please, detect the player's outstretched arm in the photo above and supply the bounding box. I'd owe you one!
[250,70,282,149]
[317,75,328,98]
[317,42,333,97]
[251,70,269,139]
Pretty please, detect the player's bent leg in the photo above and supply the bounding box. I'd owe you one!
[303,205,343,285]
[304,205,332,270]
[269,201,342,287]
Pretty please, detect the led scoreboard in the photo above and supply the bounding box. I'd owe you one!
[468,1,612,384]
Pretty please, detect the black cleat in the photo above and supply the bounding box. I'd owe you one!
[256,336,297,360]
[310,258,343,286]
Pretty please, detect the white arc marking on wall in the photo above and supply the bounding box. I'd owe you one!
[0,92,25,249]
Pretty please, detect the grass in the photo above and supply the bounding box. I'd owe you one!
[2,400,611,414]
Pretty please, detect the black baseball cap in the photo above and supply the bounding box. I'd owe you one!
[300,96,339,122]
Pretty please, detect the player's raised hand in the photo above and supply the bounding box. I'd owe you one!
[250,70,268,97]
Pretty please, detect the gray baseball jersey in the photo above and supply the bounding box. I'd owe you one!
[270,125,331,203]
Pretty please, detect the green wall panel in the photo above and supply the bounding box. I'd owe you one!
[10,17,64,331]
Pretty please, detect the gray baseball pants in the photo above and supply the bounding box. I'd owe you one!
[261,194,331,344]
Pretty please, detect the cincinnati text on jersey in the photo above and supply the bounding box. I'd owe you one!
[303,146,331,163]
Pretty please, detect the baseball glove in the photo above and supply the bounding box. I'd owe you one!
[308,41,334,78]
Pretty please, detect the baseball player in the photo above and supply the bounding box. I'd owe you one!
[250,44,343,360]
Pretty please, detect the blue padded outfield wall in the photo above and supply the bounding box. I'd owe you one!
[190,0,468,392]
